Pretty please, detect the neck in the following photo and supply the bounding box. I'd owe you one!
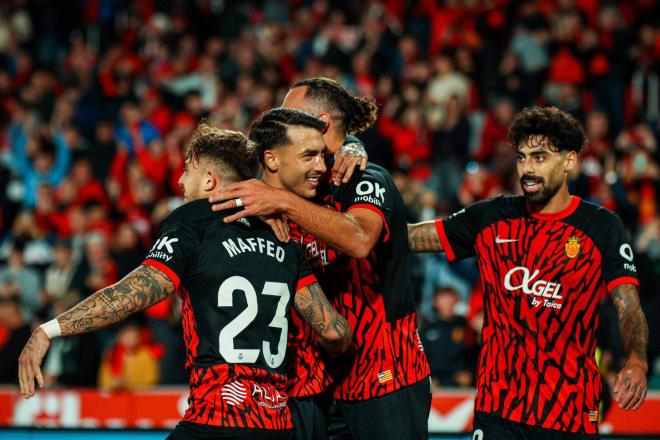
[528,185,573,214]
[261,172,285,190]
[326,130,346,154]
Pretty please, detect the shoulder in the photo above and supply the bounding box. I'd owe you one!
[159,199,236,240]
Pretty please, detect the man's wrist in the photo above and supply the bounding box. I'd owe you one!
[624,354,648,373]
[39,319,61,340]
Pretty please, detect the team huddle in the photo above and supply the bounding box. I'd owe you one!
[18,79,648,440]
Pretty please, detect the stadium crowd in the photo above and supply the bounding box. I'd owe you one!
[0,0,658,398]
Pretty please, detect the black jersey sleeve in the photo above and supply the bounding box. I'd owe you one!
[339,167,393,243]
[594,211,639,292]
[142,223,200,289]
[436,198,495,262]
[294,242,317,291]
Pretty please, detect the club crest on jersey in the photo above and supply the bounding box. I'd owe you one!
[565,236,581,259]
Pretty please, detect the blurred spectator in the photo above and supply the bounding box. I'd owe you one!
[43,292,100,387]
[0,240,42,321]
[0,296,31,384]
[10,127,71,208]
[70,233,118,297]
[98,318,160,392]
[426,53,469,128]
[421,287,476,388]
[43,239,76,303]
[113,101,161,156]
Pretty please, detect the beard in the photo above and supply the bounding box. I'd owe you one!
[520,174,562,205]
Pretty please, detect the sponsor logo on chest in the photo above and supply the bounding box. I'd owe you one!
[503,266,564,309]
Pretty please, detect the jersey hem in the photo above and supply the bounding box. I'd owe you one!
[142,259,181,289]
[607,276,639,292]
[435,220,456,261]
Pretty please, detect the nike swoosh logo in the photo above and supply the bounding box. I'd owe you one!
[495,236,518,244]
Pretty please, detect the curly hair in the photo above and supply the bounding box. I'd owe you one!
[509,107,586,153]
[186,123,259,181]
[293,77,378,135]
[249,108,327,162]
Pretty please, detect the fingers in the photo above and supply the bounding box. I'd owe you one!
[332,157,361,185]
[359,157,367,171]
[612,372,622,400]
[223,210,250,223]
[211,200,240,212]
[18,359,27,397]
[35,365,44,389]
[614,369,648,410]
[630,384,647,410]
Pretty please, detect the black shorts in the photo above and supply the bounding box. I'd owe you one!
[167,421,293,440]
[328,377,431,440]
[290,393,332,440]
[472,411,600,440]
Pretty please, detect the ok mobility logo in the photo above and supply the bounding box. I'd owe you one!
[147,236,179,262]
[354,180,386,206]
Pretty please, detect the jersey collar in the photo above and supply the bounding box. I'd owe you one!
[526,195,581,221]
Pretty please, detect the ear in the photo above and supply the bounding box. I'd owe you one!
[263,149,279,172]
[202,170,218,192]
[564,150,578,173]
[318,113,332,132]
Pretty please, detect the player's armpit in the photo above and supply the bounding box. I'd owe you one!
[610,283,649,410]
[58,264,176,336]
[407,221,443,253]
[294,282,353,357]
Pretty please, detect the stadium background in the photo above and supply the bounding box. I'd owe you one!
[0,0,658,437]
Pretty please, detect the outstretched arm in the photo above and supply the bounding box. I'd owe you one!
[18,265,175,398]
[408,221,443,253]
[610,283,648,410]
[294,282,352,357]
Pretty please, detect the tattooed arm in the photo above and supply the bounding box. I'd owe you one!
[294,282,352,357]
[610,283,648,410]
[18,265,174,398]
[408,221,443,253]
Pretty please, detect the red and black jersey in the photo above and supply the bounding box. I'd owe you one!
[437,195,639,434]
[142,199,316,430]
[285,220,338,397]
[328,158,430,401]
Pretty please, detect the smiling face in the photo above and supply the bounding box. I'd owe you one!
[266,125,327,199]
[516,135,576,206]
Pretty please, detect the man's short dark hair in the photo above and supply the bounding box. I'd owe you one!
[509,106,586,153]
[186,123,259,181]
[292,77,378,135]
[249,108,327,163]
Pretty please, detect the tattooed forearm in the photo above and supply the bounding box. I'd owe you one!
[295,282,352,356]
[611,283,648,366]
[408,221,443,253]
[57,265,175,336]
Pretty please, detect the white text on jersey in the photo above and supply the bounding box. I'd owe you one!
[222,237,285,262]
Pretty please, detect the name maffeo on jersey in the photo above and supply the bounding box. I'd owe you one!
[222,237,285,262]
[504,266,564,309]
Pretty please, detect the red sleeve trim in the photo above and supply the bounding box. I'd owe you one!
[296,274,318,291]
[607,276,639,292]
[435,219,456,262]
[347,203,390,243]
[142,259,181,290]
